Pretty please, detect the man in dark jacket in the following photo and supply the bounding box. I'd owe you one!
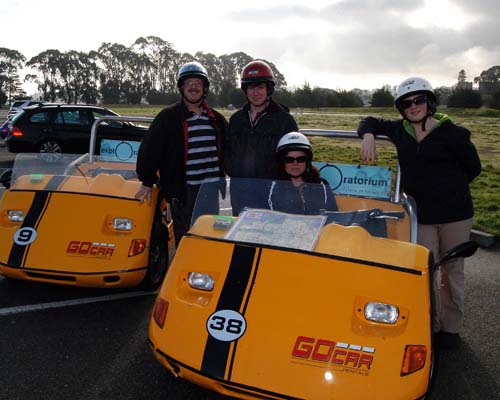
[225,60,298,214]
[135,61,228,244]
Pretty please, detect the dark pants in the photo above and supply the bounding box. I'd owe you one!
[170,183,220,245]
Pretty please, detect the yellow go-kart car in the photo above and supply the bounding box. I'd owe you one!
[0,117,174,289]
[148,134,477,399]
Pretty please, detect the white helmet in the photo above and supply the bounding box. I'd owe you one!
[276,132,312,159]
[395,77,435,103]
[394,76,437,120]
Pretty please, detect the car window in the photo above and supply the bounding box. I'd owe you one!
[91,110,123,128]
[55,110,91,127]
[29,111,51,124]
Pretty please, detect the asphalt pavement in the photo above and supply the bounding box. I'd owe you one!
[0,248,498,400]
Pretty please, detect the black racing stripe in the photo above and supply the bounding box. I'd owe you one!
[227,247,263,381]
[201,244,256,378]
[44,175,67,191]
[11,189,140,202]
[7,191,51,268]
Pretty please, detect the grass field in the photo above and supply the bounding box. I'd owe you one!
[85,105,500,236]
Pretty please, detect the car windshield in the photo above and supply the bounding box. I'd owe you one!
[9,153,138,198]
[189,177,414,255]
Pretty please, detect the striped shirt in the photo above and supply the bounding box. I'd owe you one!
[186,112,221,186]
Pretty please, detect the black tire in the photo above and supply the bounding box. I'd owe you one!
[140,225,169,290]
[38,140,63,162]
[39,139,63,153]
[0,168,12,189]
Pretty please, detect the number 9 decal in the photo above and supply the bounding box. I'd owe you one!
[14,227,37,245]
[206,309,247,342]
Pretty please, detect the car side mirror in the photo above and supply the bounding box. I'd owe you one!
[435,240,479,268]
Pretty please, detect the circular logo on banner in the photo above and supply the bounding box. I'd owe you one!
[206,309,247,342]
[13,227,37,245]
[318,164,343,191]
[114,142,134,161]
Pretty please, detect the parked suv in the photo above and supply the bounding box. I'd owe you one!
[5,104,148,157]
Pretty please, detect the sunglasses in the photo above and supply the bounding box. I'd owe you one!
[400,94,427,110]
[283,156,308,164]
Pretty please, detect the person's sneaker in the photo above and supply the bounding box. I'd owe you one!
[438,331,460,349]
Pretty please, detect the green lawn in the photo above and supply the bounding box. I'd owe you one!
[107,104,500,236]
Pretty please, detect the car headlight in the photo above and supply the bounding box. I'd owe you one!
[364,302,399,324]
[188,272,214,291]
[8,210,24,222]
[112,218,133,231]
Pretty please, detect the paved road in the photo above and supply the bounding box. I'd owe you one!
[0,249,498,400]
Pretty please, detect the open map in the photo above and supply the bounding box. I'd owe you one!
[225,209,326,251]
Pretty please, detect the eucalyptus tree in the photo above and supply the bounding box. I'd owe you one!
[26,49,65,102]
[216,53,244,106]
[123,51,155,103]
[261,58,287,90]
[80,51,101,104]
[474,65,500,94]
[132,36,180,95]
[194,51,223,97]
[370,87,394,107]
[97,42,134,103]
[0,47,26,103]
[57,50,100,104]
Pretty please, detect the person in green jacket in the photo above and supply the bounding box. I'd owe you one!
[357,77,481,349]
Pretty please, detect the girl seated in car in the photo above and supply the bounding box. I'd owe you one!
[268,132,338,214]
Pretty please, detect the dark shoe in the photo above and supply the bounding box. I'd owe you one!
[438,331,460,349]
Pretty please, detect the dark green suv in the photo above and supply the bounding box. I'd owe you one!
[5,104,147,156]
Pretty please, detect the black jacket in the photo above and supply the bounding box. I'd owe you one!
[136,101,228,202]
[357,114,481,224]
[225,99,298,179]
[268,179,338,215]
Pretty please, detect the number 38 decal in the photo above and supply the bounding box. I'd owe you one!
[206,309,247,342]
[14,227,38,245]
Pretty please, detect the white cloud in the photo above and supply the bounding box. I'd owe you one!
[2,0,498,91]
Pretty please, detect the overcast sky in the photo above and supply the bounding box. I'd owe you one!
[3,0,499,91]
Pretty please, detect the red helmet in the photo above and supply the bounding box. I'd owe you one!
[241,60,275,94]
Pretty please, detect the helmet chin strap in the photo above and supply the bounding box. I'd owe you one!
[420,115,428,132]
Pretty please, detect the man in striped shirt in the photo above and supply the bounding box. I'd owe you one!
[135,62,228,245]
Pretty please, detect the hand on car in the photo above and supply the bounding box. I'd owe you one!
[135,185,152,206]
[360,133,377,164]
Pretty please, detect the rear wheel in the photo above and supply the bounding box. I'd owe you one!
[39,140,63,162]
[140,225,169,290]
[39,140,62,154]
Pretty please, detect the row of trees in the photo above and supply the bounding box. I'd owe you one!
[1,37,364,108]
[1,38,500,109]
